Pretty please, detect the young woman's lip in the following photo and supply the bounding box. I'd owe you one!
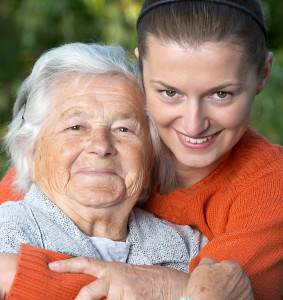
[178,129,222,139]
[176,130,220,140]
[175,130,222,149]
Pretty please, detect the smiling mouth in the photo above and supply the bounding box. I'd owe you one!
[179,133,215,144]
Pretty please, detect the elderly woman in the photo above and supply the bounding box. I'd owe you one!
[0,43,213,298]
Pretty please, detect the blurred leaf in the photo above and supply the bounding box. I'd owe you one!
[0,0,282,177]
[250,50,283,144]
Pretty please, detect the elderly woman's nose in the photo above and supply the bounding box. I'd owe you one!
[85,129,117,156]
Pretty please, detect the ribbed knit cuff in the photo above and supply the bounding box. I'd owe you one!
[6,244,96,300]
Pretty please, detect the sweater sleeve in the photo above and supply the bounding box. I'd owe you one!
[0,171,101,299]
[0,170,104,300]
[0,168,24,204]
[6,244,102,300]
[189,174,283,300]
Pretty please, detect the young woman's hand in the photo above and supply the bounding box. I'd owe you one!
[0,253,18,300]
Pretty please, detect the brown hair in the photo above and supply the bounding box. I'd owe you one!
[137,0,267,76]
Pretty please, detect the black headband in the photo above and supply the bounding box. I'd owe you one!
[136,0,267,38]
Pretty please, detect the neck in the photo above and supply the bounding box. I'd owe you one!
[175,166,211,189]
[38,184,132,240]
[174,153,230,189]
[61,204,131,240]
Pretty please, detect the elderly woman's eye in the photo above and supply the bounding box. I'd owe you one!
[117,127,130,132]
[69,125,83,130]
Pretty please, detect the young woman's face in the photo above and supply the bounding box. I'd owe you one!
[141,37,265,184]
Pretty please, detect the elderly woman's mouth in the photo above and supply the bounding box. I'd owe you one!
[74,168,118,175]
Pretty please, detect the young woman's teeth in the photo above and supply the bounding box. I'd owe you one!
[181,134,213,144]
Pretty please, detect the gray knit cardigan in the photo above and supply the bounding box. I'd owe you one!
[0,184,208,273]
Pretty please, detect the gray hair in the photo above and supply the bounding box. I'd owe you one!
[4,43,145,192]
[144,111,177,196]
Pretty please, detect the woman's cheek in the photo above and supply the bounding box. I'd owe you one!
[34,138,73,190]
[125,149,151,195]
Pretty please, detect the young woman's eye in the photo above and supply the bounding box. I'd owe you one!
[162,90,178,97]
[213,91,231,99]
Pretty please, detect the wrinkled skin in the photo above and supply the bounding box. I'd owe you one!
[48,256,254,300]
[49,256,189,300]
[0,254,253,299]
[185,258,254,300]
[0,253,18,300]
[28,73,153,240]
[0,73,154,299]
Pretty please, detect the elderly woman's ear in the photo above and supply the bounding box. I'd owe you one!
[27,149,36,183]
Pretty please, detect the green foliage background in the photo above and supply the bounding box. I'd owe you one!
[0,0,282,178]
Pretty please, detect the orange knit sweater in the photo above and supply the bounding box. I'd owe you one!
[1,128,283,300]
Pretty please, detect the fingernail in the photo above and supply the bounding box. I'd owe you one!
[49,261,60,269]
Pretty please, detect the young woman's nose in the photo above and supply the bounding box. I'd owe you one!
[182,100,209,136]
[86,128,117,157]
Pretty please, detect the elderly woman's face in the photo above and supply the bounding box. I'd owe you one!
[29,74,152,213]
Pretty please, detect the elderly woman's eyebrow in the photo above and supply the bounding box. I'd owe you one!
[115,112,140,120]
[59,109,141,124]
[59,109,91,120]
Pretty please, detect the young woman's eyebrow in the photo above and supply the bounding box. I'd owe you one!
[205,83,245,94]
[149,80,180,91]
[150,80,244,94]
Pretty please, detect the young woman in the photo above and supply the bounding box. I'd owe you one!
[0,0,282,299]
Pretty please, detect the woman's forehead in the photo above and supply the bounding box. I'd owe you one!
[48,74,146,121]
[144,39,249,78]
[53,73,142,103]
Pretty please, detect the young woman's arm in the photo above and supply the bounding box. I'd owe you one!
[0,168,23,204]
[0,254,17,300]
[189,169,283,300]
[3,244,96,300]
[0,169,96,299]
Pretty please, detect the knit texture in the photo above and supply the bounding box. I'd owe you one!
[8,244,98,300]
[0,184,207,274]
[143,128,283,300]
[0,167,23,203]
[1,128,283,300]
